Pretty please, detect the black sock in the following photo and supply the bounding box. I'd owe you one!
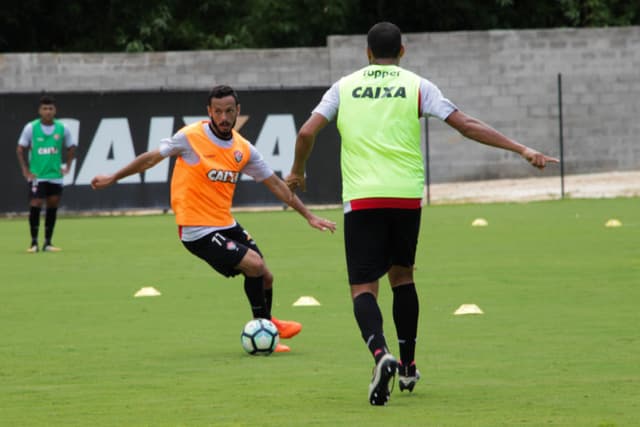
[244,275,270,319]
[29,206,41,245]
[353,292,388,362]
[264,288,273,315]
[44,207,58,246]
[392,283,419,366]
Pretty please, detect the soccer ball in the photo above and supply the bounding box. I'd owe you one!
[240,318,279,355]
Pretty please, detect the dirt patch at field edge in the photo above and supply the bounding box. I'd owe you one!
[425,170,640,205]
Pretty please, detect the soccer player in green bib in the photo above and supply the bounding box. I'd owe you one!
[287,22,558,406]
[16,95,76,253]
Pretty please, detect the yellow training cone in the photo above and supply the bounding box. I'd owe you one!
[134,287,161,297]
[454,304,484,315]
[605,219,622,227]
[471,218,488,227]
[293,296,321,306]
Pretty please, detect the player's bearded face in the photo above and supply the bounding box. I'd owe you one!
[208,96,239,139]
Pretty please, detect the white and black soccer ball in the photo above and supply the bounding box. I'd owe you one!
[240,318,279,355]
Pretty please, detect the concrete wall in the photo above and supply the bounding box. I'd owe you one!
[0,47,330,91]
[2,26,638,182]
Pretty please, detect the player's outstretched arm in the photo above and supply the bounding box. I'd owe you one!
[286,113,329,192]
[91,149,165,190]
[262,174,336,233]
[445,110,559,170]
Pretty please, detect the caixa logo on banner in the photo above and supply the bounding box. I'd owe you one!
[60,114,296,186]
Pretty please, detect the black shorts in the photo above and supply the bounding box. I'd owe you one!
[344,208,421,285]
[28,181,63,200]
[182,223,262,278]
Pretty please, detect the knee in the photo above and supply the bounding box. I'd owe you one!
[350,282,378,300]
[388,265,414,287]
[243,250,266,277]
[46,197,60,208]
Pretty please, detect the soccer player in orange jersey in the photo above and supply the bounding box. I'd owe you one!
[92,85,336,352]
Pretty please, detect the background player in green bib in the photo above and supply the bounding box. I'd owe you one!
[16,95,76,253]
[286,22,558,406]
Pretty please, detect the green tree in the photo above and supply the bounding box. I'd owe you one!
[242,0,352,48]
[559,0,640,26]
[0,0,638,52]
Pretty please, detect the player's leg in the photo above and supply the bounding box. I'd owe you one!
[351,281,391,360]
[182,228,271,318]
[254,264,294,351]
[389,266,421,392]
[201,241,271,319]
[259,264,301,339]
[345,208,397,405]
[42,183,63,252]
[221,225,271,320]
[229,224,301,341]
[182,227,287,329]
[27,181,44,252]
[182,231,291,351]
[388,208,422,392]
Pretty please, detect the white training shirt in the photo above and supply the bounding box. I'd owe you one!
[158,122,273,242]
[312,77,458,122]
[18,121,76,184]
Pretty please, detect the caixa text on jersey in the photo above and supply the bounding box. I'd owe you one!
[351,86,407,99]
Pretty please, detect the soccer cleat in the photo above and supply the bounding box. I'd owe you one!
[271,317,302,339]
[274,343,290,353]
[42,244,62,252]
[27,245,39,253]
[368,353,398,406]
[398,361,421,392]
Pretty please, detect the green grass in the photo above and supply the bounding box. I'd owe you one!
[1,198,639,426]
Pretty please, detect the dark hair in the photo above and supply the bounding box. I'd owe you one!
[39,95,56,106]
[208,85,239,105]
[367,22,402,59]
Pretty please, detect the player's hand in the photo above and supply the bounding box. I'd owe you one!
[62,165,71,175]
[91,174,116,190]
[521,147,559,169]
[308,215,336,233]
[23,171,35,182]
[285,172,306,192]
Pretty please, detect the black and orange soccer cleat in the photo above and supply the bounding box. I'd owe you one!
[271,317,302,339]
[273,343,291,353]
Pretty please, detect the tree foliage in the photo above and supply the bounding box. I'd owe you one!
[0,0,638,52]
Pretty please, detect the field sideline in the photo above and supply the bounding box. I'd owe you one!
[1,198,638,426]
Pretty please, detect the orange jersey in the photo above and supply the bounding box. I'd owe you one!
[170,122,251,227]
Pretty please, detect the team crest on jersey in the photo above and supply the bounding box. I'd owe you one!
[226,241,237,251]
[54,134,60,140]
[234,150,243,163]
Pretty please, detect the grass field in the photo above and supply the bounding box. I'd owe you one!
[1,198,638,426]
